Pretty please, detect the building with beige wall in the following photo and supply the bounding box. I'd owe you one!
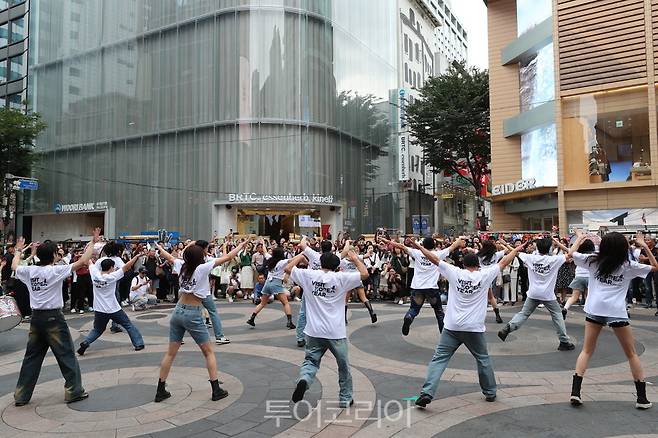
[487,0,658,232]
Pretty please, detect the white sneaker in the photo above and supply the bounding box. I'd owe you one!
[88,307,94,312]
[294,297,301,302]
[216,337,231,345]
[131,304,136,312]
[70,309,77,314]
[79,310,85,314]
[228,296,233,303]
[398,299,404,305]
[538,304,545,308]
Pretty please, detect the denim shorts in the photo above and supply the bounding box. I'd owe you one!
[261,278,286,296]
[169,303,210,344]
[569,276,589,290]
[585,313,630,327]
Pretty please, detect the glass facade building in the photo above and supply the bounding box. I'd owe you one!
[0,0,28,109]
[23,0,399,240]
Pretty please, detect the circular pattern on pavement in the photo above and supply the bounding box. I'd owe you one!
[68,384,155,411]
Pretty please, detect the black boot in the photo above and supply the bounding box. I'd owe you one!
[286,314,296,329]
[210,379,229,401]
[494,307,503,324]
[77,341,89,356]
[364,300,377,323]
[246,313,256,327]
[155,379,171,402]
[570,374,583,406]
[497,324,511,342]
[402,317,412,336]
[635,380,653,409]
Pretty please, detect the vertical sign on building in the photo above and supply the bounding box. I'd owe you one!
[398,88,410,181]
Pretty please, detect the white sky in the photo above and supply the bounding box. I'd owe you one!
[450,0,489,70]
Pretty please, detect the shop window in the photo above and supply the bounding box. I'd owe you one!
[562,87,650,186]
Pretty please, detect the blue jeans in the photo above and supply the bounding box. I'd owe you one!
[84,309,144,348]
[296,297,306,342]
[15,310,85,404]
[170,303,210,344]
[405,288,444,332]
[508,298,570,343]
[201,295,224,339]
[421,329,496,399]
[298,336,352,404]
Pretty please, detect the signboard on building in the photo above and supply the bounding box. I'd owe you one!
[398,88,410,182]
[54,201,109,214]
[491,178,537,196]
[227,193,335,204]
[16,179,38,190]
[412,215,430,235]
[299,215,321,228]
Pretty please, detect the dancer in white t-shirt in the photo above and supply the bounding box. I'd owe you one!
[411,238,527,408]
[339,240,377,324]
[497,237,575,351]
[13,229,101,406]
[246,239,295,329]
[562,238,596,320]
[568,231,657,410]
[285,249,369,408]
[379,236,462,336]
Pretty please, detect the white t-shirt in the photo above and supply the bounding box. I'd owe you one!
[130,275,151,300]
[407,248,449,289]
[440,263,500,332]
[172,258,184,275]
[573,252,652,318]
[478,250,505,267]
[15,264,73,310]
[289,267,362,339]
[179,260,216,298]
[89,264,124,314]
[339,254,363,272]
[267,259,289,281]
[95,256,125,271]
[574,265,589,278]
[303,247,322,270]
[517,253,567,301]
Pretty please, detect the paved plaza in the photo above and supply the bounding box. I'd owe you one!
[1,301,658,437]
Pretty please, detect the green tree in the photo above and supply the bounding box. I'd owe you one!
[405,61,490,193]
[0,107,47,231]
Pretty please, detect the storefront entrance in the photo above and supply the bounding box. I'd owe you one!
[237,208,321,240]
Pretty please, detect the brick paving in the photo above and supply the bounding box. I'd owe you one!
[0,301,657,437]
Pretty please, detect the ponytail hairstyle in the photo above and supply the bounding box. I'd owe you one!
[591,232,629,277]
[266,247,286,271]
[180,245,205,282]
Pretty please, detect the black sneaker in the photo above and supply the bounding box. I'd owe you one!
[287,321,296,330]
[134,345,145,351]
[292,380,308,403]
[371,313,378,324]
[110,326,123,334]
[558,342,575,351]
[497,324,511,342]
[415,393,432,408]
[485,394,496,402]
[246,319,255,327]
[77,342,89,356]
[402,317,412,336]
[66,392,89,404]
[562,308,567,320]
[297,339,306,348]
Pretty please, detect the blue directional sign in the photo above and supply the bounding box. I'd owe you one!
[17,179,38,190]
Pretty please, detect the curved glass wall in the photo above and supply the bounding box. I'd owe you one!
[26,0,398,236]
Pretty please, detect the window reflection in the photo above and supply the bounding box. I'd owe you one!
[9,53,25,81]
[0,22,7,47]
[517,0,552,37]
[0,58,6,83]
[10,16,25,43]
[562,88,651,185]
